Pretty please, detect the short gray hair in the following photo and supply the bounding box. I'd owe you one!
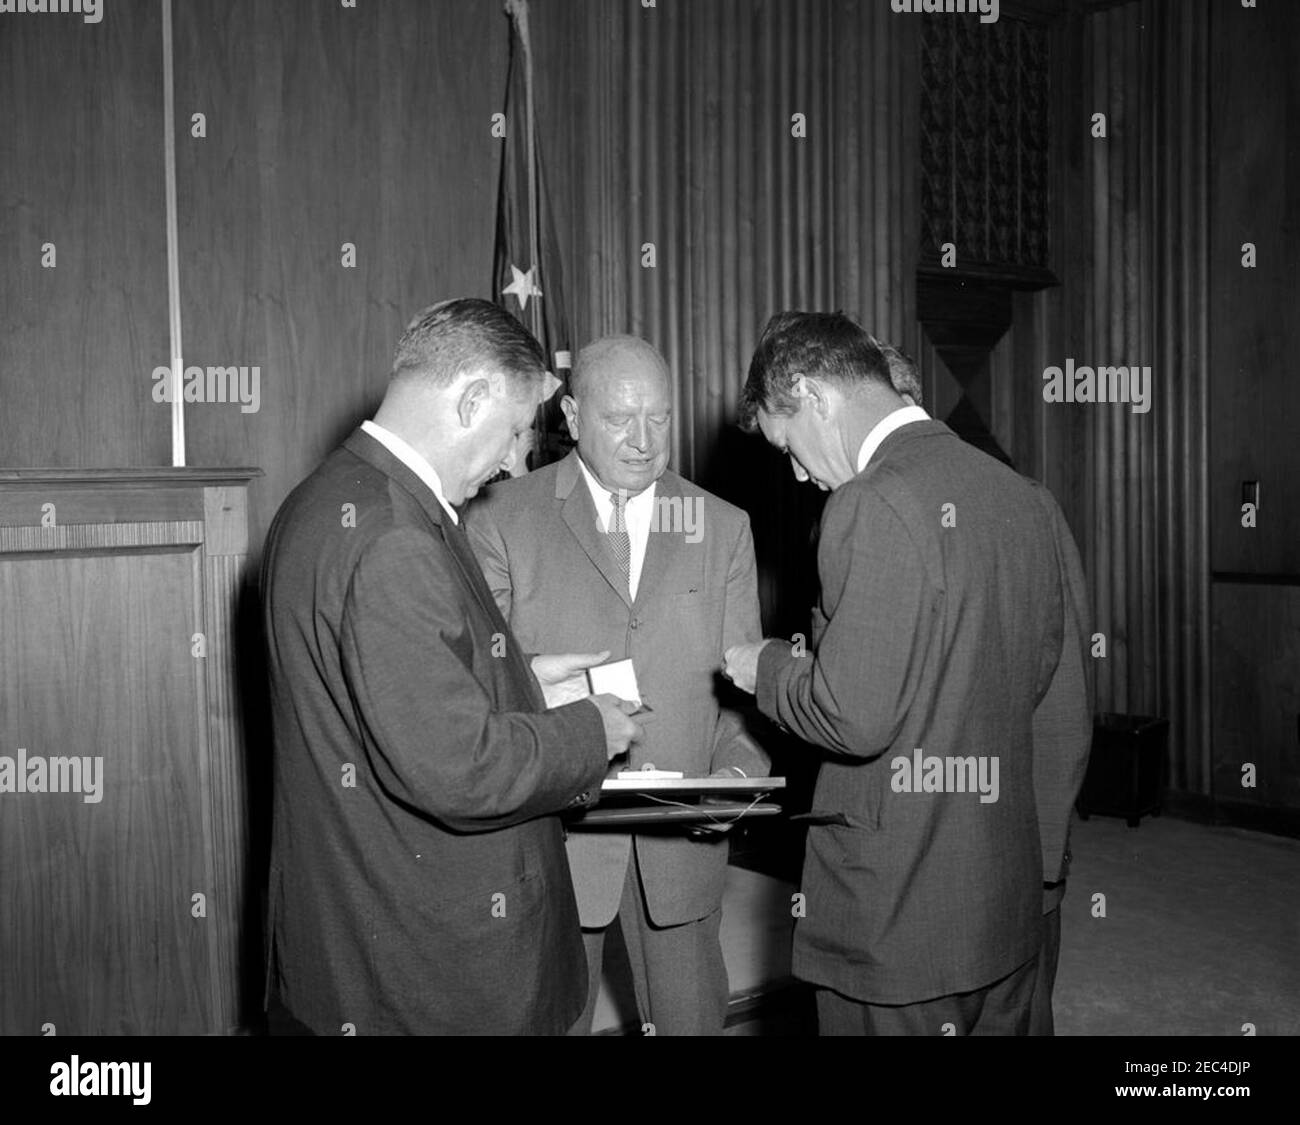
[874,339,922,407]
[392,297,546,392]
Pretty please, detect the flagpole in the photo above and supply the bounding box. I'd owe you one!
[505,0,543,348]
[162,0,186,466]
[505,0,553,466]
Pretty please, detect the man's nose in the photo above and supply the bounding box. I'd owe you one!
[628,419,650,451]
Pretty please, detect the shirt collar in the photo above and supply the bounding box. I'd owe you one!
[855,405,930,473]
[360,419,459,525]
[575,454,657,515]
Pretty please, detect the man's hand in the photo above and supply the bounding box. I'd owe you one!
[722,641,771,695]
[531,650,609,709]
[589,693,643,761]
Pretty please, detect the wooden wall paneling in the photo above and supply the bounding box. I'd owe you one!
[1211,584,1300,812]
[173,0,508,577]
[0,546,212,1034]
[1207,0,1300,577]
[1207,0,1300,818]
[203,539,253,1030]
[0,0,170,468]
[0,469,257,1034]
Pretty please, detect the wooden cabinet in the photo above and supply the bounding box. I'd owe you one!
[0,468,259,1034]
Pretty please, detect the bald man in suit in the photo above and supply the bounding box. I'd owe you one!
[467,336,769,1035]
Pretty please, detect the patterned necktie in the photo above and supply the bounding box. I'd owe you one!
[606,490,631,592]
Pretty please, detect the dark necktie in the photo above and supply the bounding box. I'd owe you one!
[607,490,631,593]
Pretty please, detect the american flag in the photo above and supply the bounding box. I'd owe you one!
[492,0,572,473]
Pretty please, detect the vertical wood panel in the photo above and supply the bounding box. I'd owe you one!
[0,0,169,468]
[1207,0,1300,813]
[0,548,212,1033]
[172,0,508,574]
[1207,0,1300,577]
[1211,585,1300,811]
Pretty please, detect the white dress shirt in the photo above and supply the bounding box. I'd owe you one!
[360,419,459,525]
[576,455,656,598]
[855,405,930,474]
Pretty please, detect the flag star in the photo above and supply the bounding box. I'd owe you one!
[502,263,542,311]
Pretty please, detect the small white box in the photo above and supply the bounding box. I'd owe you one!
[586,658,642,707]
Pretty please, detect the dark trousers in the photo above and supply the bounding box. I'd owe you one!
[568,848,728,1036]
[265,991,316,1036]
[1029,904,1062,1036]
[816,952,1038,1036]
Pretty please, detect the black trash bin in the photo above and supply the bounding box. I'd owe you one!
[1076,713,1169,827]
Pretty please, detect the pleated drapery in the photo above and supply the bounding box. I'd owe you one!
[538,0,920,634]
[545,0,917,475]
[1073,0,1211,792]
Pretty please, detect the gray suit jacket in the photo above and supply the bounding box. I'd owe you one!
[757,420,1092,1005]
[466,451,768,927]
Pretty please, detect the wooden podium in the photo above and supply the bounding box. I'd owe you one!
[0,467,260,1034]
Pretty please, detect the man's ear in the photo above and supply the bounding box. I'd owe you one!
[559,394,580,438]
[456,376,493,429]
[790,372,830,418]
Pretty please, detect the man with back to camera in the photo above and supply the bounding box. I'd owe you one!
[723,311,1092,1035]
[466,335,769,1035]
[261,298,642,1035]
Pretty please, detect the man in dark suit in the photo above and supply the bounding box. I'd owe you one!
[724,311,1091,1035]
[466,336,768,1035]
[261,298,642,1035]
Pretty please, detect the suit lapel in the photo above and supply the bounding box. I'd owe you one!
[556,452,634,609]
[344,429,541,703]
[632,472,688,609]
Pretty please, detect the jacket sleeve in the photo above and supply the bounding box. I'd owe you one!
[1032,491,1094,898]
[757,485,937,759]
[338,526,607,833]
[709,515,771,778]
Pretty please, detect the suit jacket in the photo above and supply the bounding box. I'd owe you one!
[261,429,608,1034]
[757,420,1092,1005]
[465,451,769,928]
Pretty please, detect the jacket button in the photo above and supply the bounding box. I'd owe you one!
[630,618,639,629]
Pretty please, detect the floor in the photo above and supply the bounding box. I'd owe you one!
[590,813,1300,1035]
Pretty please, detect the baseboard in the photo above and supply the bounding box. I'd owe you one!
[1162,789,1300,840]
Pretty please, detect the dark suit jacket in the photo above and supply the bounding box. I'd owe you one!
[261,429,608,1034]
[466,451,769,928]
[757,419,1092,1005]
